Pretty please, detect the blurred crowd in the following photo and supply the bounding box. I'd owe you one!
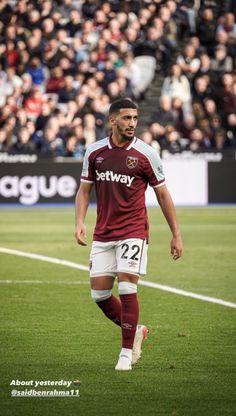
[0,0,235,158]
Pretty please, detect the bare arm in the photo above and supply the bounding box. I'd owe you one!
[154,184,183,260]
[75,182,93,246]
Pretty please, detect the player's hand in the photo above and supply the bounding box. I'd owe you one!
[170,235,183,260]
[75,224,87,246]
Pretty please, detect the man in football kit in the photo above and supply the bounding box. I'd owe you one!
[75,98,183,371]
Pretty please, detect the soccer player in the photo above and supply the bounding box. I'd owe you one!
[75,98,183,371]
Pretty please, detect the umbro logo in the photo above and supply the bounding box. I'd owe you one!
[128,261,137,267]
[96,157,104,164]
[122,322,133,330]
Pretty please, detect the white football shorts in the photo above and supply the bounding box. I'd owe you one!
[89,238,148,278]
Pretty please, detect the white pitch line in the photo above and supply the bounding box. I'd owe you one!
[0,280,88,285]
[0,247,89,271]
[0,247,236,310]
[139,280,236,309]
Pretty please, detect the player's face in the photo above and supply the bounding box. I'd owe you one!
[111,108,138,142]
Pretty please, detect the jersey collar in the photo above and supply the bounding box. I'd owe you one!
[108,135,137,150]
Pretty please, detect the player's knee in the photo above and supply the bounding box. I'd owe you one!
[91,289,112,302]
[118,281,137,295]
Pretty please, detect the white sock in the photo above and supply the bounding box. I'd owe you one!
[120,348,132,361]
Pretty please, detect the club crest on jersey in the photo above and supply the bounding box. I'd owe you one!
[126,156,138,169]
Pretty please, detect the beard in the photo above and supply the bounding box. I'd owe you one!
[117,125,135,141]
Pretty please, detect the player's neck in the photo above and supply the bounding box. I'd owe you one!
[111,133,133,147]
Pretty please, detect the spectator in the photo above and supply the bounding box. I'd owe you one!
[188,35,201,54]
[159,5,178,50]
[40,0,54,19]
[123,52,143,99]
[27,10,42,31]
[178,114,196,140]
[5,40,19,67]
[41,18,56,41]
[197,8,217,56]
[193,76,213,105]
[26,57,47,89]
[16,47,30,76]
[23,85,46,120]
[35,102,51,131]
[210,114,223,137]
[46,67,65,94]
[66,9,82,37]
[3,113,17,144]
[39,123,64,157]
[80,20,99,50]
[178,0,197,36]
[162,126,181,153]
[195,52,212,79]
[214,129,227,150]
[106,81,121,102]
[43,39,64,70]
[26,28,44,59]
[15,108,28,130]
[211,45,233,84]
[82,0,97,19]
[58,75,77,103]
[71,124,86,159]
[176,44,200,80]
[75,92,90,118]
[150,96,175,146]
[189,128,208,151]
[217,13,236,40]
[140,130,160,154]
[108,18,123,46]
[203,98,220,123]
[150,96,175,126]
[86,77,103,100]
[198,117,214,146]
[0,67,23,107]
[161,64,192,118]
[117,75,132,97]
[102,59,117,89]
[21,73,33,95]
[73,37,90,65]
[0,0,13,26]
[199,0,223,19]
[125,26,139,51]
[83,113,96,145]
[58,0,76,19]
[64,134,76,157]
[172,97,185,125]
[192,101,206,123]
[10,126,36,154]
[221,73,235,116]
[90,99,107,140]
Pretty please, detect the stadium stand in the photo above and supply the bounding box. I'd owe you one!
[0,0,235,158]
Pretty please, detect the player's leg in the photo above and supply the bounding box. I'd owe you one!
[115,272,139,370]
[115,239,148,371]
[90,276,121,326]
[90,241,121,326]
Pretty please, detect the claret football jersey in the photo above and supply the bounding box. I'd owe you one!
[81,135,165,242]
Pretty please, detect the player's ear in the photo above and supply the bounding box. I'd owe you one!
[109,114,116,126]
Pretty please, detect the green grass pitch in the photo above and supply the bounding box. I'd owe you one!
[0,206,236,416]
